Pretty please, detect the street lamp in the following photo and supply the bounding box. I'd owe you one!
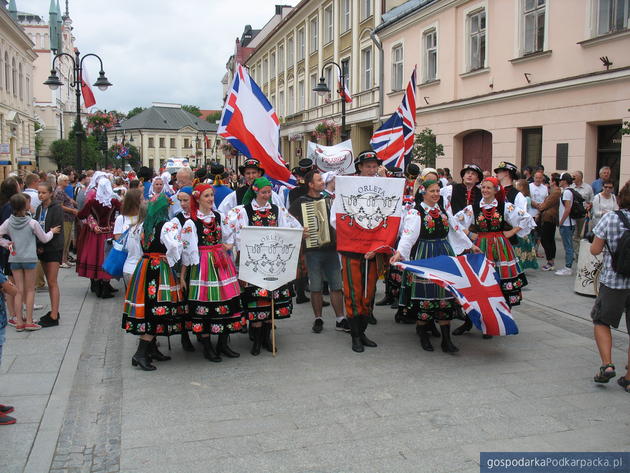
[313,61,348,141]
[44,49,112,172]
[196,132,208,168]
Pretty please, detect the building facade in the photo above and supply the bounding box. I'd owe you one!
[243,0,384,168]
[0,1,37,178]
[375,0,630,185]
[20,0,81,172]
[107,103,219,172]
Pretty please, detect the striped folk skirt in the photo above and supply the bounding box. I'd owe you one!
[122,253,185,336]
[475,231,528,306]
[341,254,378,319]
[241,284,294,322]
[186,245,245,335]
[400,237,460,321]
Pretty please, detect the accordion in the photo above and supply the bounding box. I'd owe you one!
[302,199,331,249]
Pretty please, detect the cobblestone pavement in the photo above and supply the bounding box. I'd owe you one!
[1,256,629,473]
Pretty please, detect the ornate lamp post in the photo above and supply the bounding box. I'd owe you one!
[43,50,112,171]
[313,61,348,141]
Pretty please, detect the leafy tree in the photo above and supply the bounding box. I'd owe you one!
[622,120,630,136]
[182,105,202,117]
[49,139,73,170]
[413,128,444,168]
[127,106,146,119]
[205,111,221,123]
[107,143,141,169]
[34,121,43,155]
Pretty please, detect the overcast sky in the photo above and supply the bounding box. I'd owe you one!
[18,0,296,114]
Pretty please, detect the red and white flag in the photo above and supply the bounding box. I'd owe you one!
[80,70,96,109]
[338,70,352,103]
[331,176,405,254]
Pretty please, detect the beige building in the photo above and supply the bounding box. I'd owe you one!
[375,0,630,185]
[0,1,37,178]
[244,0,384,168]
[19,1,80,171]
[107,103,219,172]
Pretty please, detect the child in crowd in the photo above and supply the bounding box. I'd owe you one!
[0,271,17,425]
[0,194,60,331]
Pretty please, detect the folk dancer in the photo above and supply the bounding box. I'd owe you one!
[122,195,185,371]
[331,151,382,353]
[180,184,245,362]
[288,170,347,333]
[224,177,302,355]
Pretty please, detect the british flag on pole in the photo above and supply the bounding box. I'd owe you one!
[396,254,519,336]
[369,66,417,170]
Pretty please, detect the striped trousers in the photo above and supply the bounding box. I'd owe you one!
[341,254,377,319]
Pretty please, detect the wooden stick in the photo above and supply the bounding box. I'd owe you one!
[271,293,276,357]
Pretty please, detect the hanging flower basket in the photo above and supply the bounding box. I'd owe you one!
[311,119,340,144]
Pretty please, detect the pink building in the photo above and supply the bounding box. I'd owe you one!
[375,0,630,186]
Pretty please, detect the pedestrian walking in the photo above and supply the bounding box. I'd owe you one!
[589,180,630,392]
[53,174,78,268]
[556,173,577,276]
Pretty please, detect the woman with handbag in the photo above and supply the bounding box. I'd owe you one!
[76,179,121,298]
[179,184,245,362]
[110,189,143,285]
[122,194,185,371]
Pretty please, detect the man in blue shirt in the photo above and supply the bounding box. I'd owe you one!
[210,163,232,208]
[592,166,612,195]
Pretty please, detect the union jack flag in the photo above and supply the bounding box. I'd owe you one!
[396,254,519,336]
[370,66,417,169]
[219,64,295,187]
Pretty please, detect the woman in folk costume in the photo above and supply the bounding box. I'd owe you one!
[390,180,477,353]
[454,176,536,309]
[179,183,245,362]
[224,177,302,356]
[148,175,168,201]
[122,194,185,371]
[171,186,196,353]
[76,179,121,298]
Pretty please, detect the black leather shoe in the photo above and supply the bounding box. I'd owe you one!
[201,337,222,362]
[430,321,441,338]
[218,333,240,358]
[181,331,195,352]
[104,281,118,293]
[359,333,377,348]
[482,334,493,339]
[418,324,434,352]
[375,295,393,306]
[440,325,459,353]
[148,338,171,361]
[250,326,263,356]
[452,318,472,336]
[90,279,97,293]
[97,280,114,299]
[132,339,157,371]
[349,318,364,353]
[262,323,275,353]
[366,313,377,325]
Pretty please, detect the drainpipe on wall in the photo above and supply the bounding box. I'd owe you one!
[370,29,384,125]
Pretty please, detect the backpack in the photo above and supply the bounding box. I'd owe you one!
[606,210,630,277]
[567,188,586,220]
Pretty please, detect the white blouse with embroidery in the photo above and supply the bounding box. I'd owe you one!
[396,202,474,259]
[155,220,184,267]
[454,199,536,238]
[179,210,230,266]
[223,200,302,252]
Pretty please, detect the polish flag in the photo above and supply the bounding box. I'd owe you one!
[338,70,352,103]
[80,70,96,109]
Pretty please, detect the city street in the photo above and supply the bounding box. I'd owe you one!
[1,255,629,473]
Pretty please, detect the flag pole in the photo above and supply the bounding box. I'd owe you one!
[271,292,276,357]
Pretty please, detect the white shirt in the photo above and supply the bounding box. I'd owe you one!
[113,215,138,236]
[217,188,285,215]
[23,188,41,214]
[571,182,594,204]
[559,188,574,227]
[528,182,548,218]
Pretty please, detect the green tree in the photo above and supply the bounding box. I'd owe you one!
[127,106,146,119]
[49,139,73,170]
[34,121,44,155]
[413,128,444,168]
[182,105,202,117]
[205,111,221,123]
[107,143,141,169]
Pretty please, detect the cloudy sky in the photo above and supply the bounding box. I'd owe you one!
[18,0,297,114]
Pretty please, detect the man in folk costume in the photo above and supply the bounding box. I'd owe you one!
[289,170,347,333]
[217,158,285,214]
[331,151,381,353]
[440,164,483,216]
[494,161,527,211]
[403,163,420,208]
